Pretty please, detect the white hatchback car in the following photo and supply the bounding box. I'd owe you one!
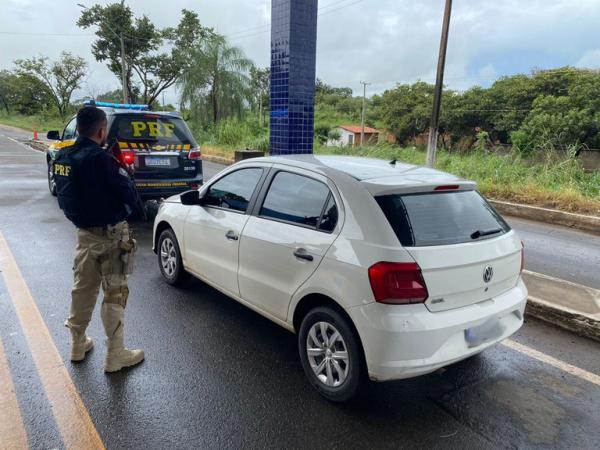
[153,155,527,401]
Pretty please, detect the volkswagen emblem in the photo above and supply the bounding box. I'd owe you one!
[483,265,494,283]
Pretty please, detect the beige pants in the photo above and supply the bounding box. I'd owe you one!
[66,221,132,335]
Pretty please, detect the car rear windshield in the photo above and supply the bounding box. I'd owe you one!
[112,114,196,150]
[376,190,510,247]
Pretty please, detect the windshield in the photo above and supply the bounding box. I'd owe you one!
[111,114,197,150]
[376,190,511,247]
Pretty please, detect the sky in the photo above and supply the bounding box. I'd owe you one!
[2,0,600,105]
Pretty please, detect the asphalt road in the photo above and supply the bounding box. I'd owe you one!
[1,128,599,449]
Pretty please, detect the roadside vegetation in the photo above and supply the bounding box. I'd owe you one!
[0,1,597,215]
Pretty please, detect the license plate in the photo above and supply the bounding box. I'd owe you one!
[464,317,504,348]
[145,157,171,167]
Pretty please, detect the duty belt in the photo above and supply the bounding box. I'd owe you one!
[81,221,126,236]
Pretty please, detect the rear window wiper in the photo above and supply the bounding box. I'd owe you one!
[470,228,503,239]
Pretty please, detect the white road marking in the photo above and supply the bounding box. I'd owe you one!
[502,339,600,386]
[1,135,44,154]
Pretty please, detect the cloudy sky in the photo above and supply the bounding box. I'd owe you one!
[2,0,600,105]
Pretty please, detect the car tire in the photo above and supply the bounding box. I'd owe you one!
[157,228,190,287]
[47,162,57,196]
[298,306,365,402]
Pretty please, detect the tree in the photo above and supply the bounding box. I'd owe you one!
[14,52,87,119]
[179,34,254,124]
[78,3,211,104]
[380,81,436,144]
[0,71,53,115]
[250,67,270,127]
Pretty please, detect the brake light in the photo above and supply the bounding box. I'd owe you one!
[434,185,459,191]
[520,241,525,274]
[188,148,201,160]
[122,150,135,165]
[368,262,429,304]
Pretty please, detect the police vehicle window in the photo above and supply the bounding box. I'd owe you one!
[204,168,263,213]
[113,114,196,147]
[63,118,77,140]
[318,195,338,232]
[260,172,331,229]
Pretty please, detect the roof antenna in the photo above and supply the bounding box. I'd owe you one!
[389,159,397,166]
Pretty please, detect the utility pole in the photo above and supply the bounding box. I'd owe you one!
[119,0,128,103]
[426,0,453,168]
[120,32,129,103]
[360,81,370,146]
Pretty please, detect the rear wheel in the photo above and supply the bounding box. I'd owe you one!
[47,161,57,196]
[157,229,190,287]
[298,306,365,402]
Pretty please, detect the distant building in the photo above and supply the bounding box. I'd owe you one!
[326,125,379,147]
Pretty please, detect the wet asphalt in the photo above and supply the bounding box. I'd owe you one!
[0,128,599,449]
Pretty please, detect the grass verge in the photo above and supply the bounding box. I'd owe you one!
[0,113,65,134]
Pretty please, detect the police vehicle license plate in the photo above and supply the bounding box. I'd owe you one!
[145,157,171,167]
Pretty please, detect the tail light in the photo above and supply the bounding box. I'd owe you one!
[368,262,428,304]
[434,185,459,191]
[520,241,525,274]
[121,150,135,165]
[188,148,201,160]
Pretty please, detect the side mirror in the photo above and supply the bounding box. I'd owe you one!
[47,130,61,140]
[180,190,203,206]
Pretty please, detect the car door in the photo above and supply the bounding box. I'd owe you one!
[238,168,341,321]
[183,166,267,296]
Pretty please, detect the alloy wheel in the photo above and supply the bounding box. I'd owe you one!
[306,321,349,387]
[160,237,177,277]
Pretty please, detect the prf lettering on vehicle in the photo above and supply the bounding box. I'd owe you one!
[131,121,175,138]
[54,163,71,177]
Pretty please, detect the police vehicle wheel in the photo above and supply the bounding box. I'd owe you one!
[48,162,57,196]
[158,228,190,287]
[298,306,366,403]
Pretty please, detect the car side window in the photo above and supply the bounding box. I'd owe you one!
[260,171,335,230]
[62,118,77,140]
[204,168,263,213]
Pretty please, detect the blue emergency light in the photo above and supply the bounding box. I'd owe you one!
[84,100,150,111]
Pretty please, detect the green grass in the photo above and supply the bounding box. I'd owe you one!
[0,113,65,134]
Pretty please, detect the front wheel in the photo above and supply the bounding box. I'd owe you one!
[48,162,57,196]
[298,306,365,402]
[157,228,190,287]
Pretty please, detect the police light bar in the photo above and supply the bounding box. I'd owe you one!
[84,100,150,111]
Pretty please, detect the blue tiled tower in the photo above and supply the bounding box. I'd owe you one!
[270,0,318,155]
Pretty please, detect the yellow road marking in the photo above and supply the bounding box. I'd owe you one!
[502,339,600,386]
[0,336,28,450]
[0,232,105,450]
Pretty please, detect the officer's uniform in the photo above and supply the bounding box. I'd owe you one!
[54,136,144,371]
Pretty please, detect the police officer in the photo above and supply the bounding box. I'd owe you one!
[53,106,144,372]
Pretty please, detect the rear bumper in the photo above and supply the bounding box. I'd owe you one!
[135,176,203,199]
[347,278,528,382]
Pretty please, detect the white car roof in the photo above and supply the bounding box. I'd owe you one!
[246,155,476,195]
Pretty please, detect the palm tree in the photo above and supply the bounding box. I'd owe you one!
[179,35,254,124]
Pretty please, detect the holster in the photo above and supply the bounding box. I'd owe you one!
[119,238,137,275]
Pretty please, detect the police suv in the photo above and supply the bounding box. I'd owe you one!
[46,101,203,200]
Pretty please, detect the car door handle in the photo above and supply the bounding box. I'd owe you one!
[293,248,313,262]
[225,230,239,241]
